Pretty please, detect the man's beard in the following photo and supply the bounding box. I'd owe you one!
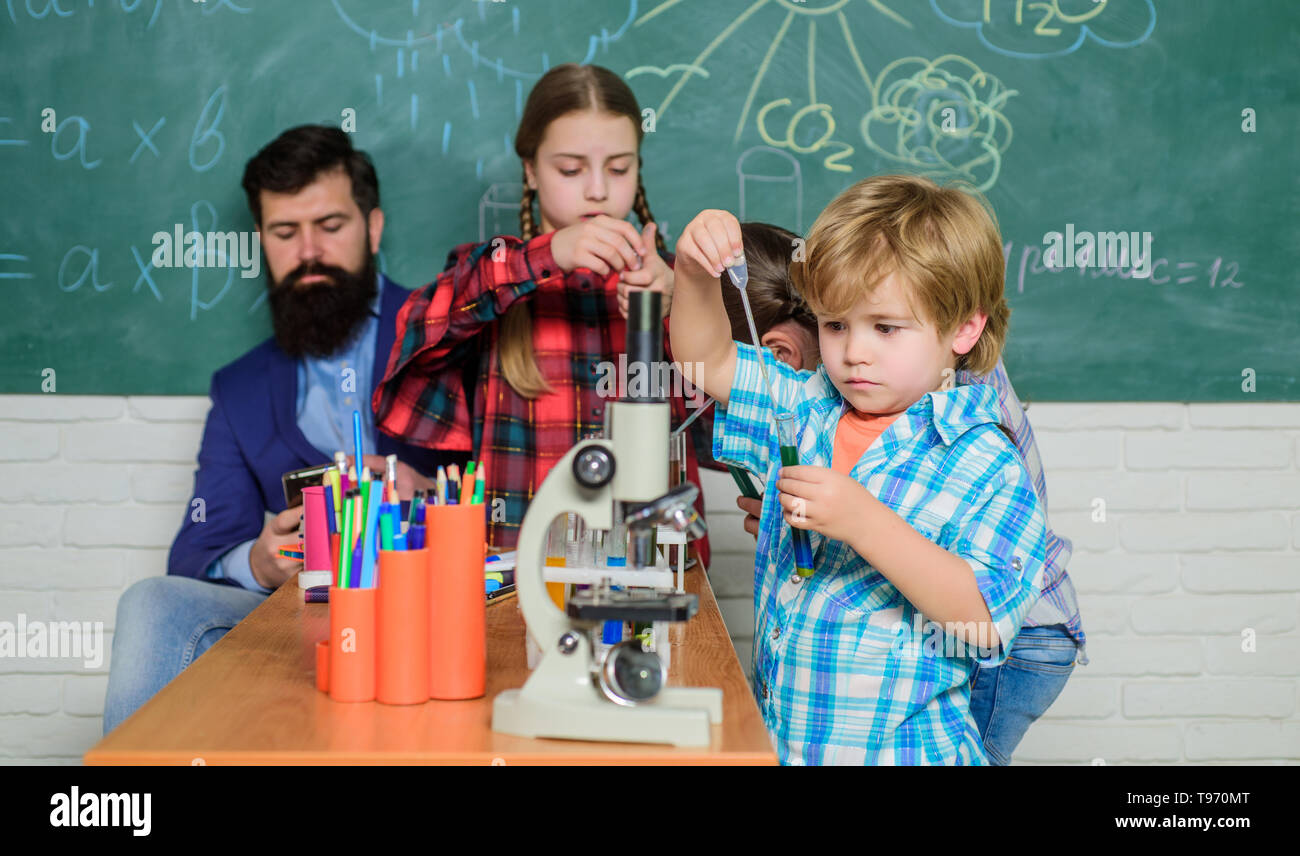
[268,253,378,358]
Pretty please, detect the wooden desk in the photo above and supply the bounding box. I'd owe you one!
[85,558,777,765]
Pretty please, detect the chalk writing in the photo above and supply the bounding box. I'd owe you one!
[188,86,227,173]
[1002,239,1245,294]
[51,116,101,169]
[930,0,1156,59]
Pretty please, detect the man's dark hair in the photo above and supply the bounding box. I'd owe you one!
[241,125,379,225]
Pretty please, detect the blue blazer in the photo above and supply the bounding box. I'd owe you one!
[167,275,465,584]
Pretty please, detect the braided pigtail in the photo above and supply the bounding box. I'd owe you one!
[632,173,667,254]
[498,176,552,399]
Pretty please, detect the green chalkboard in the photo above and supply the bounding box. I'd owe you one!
[2,0,1296,399]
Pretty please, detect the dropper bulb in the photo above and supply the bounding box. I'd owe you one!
[725,252,748,290]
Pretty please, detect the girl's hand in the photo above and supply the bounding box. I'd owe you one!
[674,209,744,281]
[617,222,673,319]
[776,465,877,545]
[550,215,647,276]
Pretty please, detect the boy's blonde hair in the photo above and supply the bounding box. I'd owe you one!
[789,174,1008,375]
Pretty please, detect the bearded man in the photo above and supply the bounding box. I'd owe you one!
[102,126,465,733]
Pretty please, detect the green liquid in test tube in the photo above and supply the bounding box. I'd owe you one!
[775,413,816,578]
[728,254,815,578]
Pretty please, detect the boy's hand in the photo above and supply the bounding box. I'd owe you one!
[674,209,744,281]
[550,215,648,276]
[617,222,673,319]
[776,465,877,544]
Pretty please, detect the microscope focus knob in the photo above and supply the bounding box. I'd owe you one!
[572,444,615,489]
[598,640,666,705]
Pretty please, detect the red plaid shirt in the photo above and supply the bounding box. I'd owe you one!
[373,232,711,568]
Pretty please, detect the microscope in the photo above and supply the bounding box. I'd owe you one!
[492,291,723,746]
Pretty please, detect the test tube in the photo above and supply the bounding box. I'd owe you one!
[666,432,687,567]
[774,412,815,577]
[605,501,628,567]
[565,512,585,566]
[544,514,568,608]
[668,431,684,489]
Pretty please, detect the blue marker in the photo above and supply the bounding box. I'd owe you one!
[358,482,382,587]
[407,499,427,550]
[352,410,363,479]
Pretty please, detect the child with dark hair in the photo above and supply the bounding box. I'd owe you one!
[719,222,820,370]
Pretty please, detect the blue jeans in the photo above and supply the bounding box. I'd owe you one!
[102,576,268,734]
[968,624,1078,765]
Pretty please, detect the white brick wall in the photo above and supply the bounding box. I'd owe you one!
[1,397,1297,764]
[0,395,204,763]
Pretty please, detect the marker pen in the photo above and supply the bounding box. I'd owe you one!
[335,451,349,494]
[380,503,395,551]
[352,410,363,484]
[385,454,398,504]
[408,500,427,551]
[447,463,460,506]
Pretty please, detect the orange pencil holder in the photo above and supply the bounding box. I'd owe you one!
[375,548,431,705]
[426,503,487,699]
[315,640,330,693]
[327,586,376,703]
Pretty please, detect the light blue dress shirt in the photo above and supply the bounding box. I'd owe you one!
[206,280,384,592]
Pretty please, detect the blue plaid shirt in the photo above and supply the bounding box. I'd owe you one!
[715,344,1049,765]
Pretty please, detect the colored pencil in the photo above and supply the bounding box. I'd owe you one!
[471,463,486,504]
[340,494,355,587]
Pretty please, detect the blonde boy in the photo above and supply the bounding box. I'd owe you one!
[670,175,1048,764]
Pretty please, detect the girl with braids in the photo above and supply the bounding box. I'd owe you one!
[372,63,711,565]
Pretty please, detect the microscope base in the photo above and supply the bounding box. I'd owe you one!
[493,686,722,747]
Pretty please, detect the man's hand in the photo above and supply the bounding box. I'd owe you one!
[549,215,648,276]
[737,495,762,540]
[617,222,673,319]
[250,507,303,590]
[355,455,435,502]
[776,464,878,544]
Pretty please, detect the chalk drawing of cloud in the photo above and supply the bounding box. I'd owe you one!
[860,54,1016,192]
[930,0,1156,59]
